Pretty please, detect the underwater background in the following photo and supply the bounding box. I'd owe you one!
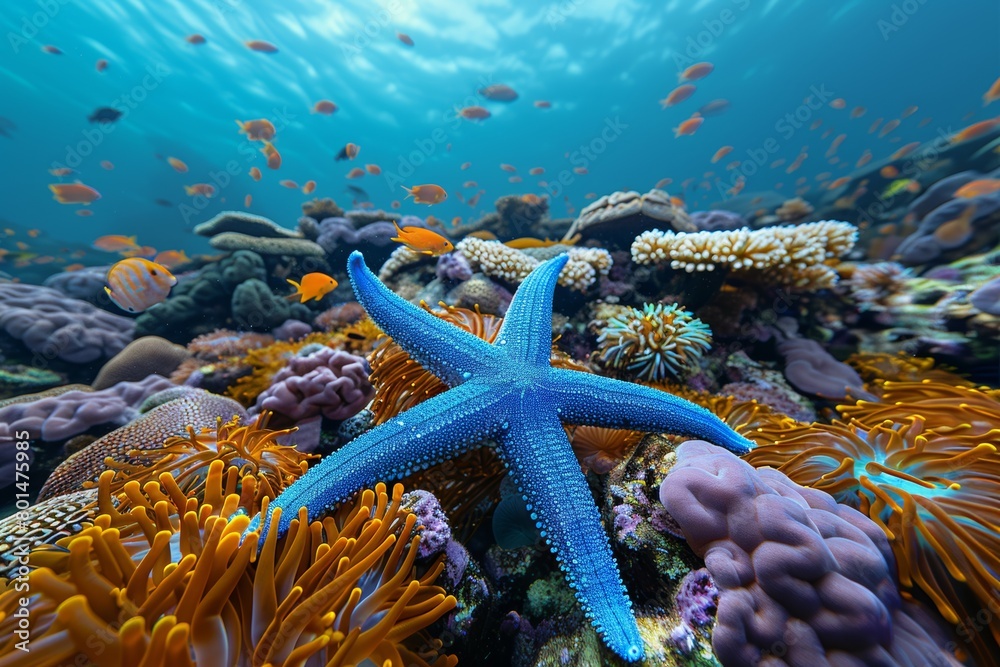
[1,1,1000,667]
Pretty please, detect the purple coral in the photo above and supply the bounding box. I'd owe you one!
[0,283,134,363]
[250,346,373,422]
[658,440,962,667]
[771,319,874,401]
[315,217,395,254]
[690,209,747,231]
[676,568,719,628]
[402,489,453,558]
[436,252,473,282]
[272,318,313,341]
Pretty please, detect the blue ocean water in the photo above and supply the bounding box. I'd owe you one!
[0,0,997,257]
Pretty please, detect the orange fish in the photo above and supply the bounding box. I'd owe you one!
[302,180,316,194]
[451,216,463,226]
[868,118,883,134]
[26,229,40,238]
[93,235,140,253]
[679,62,713,82]
[828,176,851,190]
[403,184,447,205]
[809,119,823,130]
[500,164,516,172]
[880,165,899,179]
[245,194,252,208]
[105,258,176,313]
[534,100,552,109]
[312,100,338,114]
[101,160,114,170]
[825,134,846,157]
[167,157,188,173]
[64,263,86,271]
[75,209,94,217]
[830,98,846,109]
[932,205,976,249]
[186,34,206,44]
[467,191,483,207]
[184,183,216,197]
[509,176,522,183]
[463,181,478,188]
[337,143,360,160]
[951,118,1000,143]
[391,200,401,209]
[49,167,74,176]
[49,183,101,204]
[249,166,262,181]
[855,150,873,168]
[878,119,900,137]
[573,167,588,175]
[918,117,933,127]
[261,142,281,169]
[660,84,696,108]
[460,162,472,170]
[457,106,491,120]
[245,40,278,53]
[955,179,1000,199]
[655,177,673,188]
[674,114,703,137]
[584,193,597,199]
[711,145,733,163]
[391,222,453,255]
[901,105,918,118]
[984,76,1000,106]
[891,142,921,159]
[365,164,381,175]
[42,45,62,54]
[346,168,365,179]
[397,32,414,46]
[279,179,299,189]
[236,118,276,141]
[725,160,741,170]
[153,250,191,268]
[529,167,544,175]
[727,176,746,197]
[287,272,338,302]
[15,242,29,251]
[96,59,108,72]
[850,106,866,118]
[121,245,157,259]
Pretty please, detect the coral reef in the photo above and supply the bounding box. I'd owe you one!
[689,209,746,231]
[91,335,191,389]
[456,237,612,291]
[567,188,696,249]
[774,196,814,222]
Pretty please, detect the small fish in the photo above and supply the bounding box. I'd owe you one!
[900,105,918,118]
[697,99,729,116]
[100,160,114,170]
[121,245,157,259]
[96,59,109,72]
[951,118,1000,143]
[457,106,491,120]
[287,272,338,302]
[878,119,900,137]
[335,143,360,161]
[346,167,365,179]
[467,191,483,207]
[391,222,453,255]
[828,176,851,190]
[312,100,338,114]
[167,157,188,173]
[27,229,40,238]
[186,34,206,44]
[391,200,401,209]
[655,177,673,188]
[932,205,976,249]
[891,142,921,159]
[184,183,216,197]
[955,179,1000,198]
[346,185,369,199]
[42,45,62,55]
[868,118,883,134]
[529,167,544,175]
[279,179,299,189]
[850,106,866,118]
[88,107,122,124]
[674,114,703,137]
[403,184,447,205]
[573,167,588,175]
[504,235,577,249]
[153,250,191,268]
[584,192,597,199]
[105,258,176,313]
[245,40,279,53]
[534,100,552,109]
[881,178,919,198]
[509,175,522,183]
[93,235,140,252]
[463,181,478,188]
[64,263,86,271]
[711,146,733,163]
[236,118,276,141]
[245,194,252,208]
[249,166,262,181]
[460,162,472,170]
[50,183,101,204]
[365,164,381,175]
[829,98,846,109]
[261,141,281,169]
[75,209,94,217]
[397,32,414,46]
[855,150,873,168]
[302,180,316,194]
[154,198,173,207]
[480,84,518,102]
[660,84,696,108]
[809,119,823,130]
[984,76,1000,106]
[49,167,74,176]
[679,62,713,82]
[880,165,899,179]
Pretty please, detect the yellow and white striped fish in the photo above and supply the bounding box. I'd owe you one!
[104,258,176,313]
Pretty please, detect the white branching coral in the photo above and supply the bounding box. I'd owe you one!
[631,221,857,290]
[456,237,612,291]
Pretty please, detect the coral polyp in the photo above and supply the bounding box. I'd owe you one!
[596,303,712,381]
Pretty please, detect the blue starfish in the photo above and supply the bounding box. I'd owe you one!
[246,250,754,662]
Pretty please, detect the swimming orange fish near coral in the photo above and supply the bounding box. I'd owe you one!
[403,184,448,205]
[49,183,101,204]
[391,222,453,256]
[104,257,176,313]
[287,272,338,302]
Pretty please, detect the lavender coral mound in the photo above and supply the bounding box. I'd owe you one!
[0,374,172,443]
[251,346,374,421]
[0,283,134,363]
[315,217,396,253]
[42,265,110,300]
[659,441,962,667]
[689,209,747,231]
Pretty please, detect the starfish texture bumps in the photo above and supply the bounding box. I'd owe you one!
[245,250,754,662]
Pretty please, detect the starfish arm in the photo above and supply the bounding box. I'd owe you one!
[244,380,504,543]
[500,403,644,662]
[347,250,499,386]
[494,254,569,366]
[546,368,755,455]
